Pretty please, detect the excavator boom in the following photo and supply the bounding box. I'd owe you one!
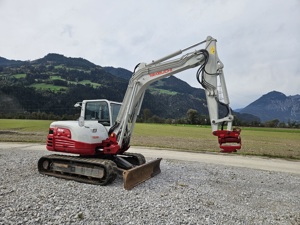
[108,36,241,154]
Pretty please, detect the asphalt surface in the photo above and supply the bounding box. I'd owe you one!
[1,142,299,175]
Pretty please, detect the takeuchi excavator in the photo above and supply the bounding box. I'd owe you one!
[38,36,241,190]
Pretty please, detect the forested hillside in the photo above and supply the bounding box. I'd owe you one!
[0,54,225,124]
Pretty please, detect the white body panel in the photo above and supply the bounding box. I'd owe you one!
[50,121,109,144]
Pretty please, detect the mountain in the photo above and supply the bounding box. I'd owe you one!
[240,91,300,122]
[0,57,24,67]
[4,54,297,124]
[103,66,132,80]
[234,108,243,112]
[32,53,98,69]
[0,54,213,120]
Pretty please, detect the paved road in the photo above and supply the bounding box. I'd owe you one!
[1,142,299,175]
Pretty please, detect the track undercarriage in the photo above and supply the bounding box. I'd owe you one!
[38,153,161,190]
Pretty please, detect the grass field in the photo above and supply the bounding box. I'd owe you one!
[29,83,68,91]
[0,119,299,160]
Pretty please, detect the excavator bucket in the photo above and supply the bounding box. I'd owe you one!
[123,158,162,190]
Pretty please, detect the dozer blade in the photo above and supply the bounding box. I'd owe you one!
[123,158,162,190]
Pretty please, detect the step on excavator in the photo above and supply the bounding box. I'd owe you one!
[38,36,242,190]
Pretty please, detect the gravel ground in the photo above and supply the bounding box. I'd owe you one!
[0,145,300,225]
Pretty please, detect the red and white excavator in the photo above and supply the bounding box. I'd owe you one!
[38,36,241,190]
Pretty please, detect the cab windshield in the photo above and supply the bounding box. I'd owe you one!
[85,101,110,126]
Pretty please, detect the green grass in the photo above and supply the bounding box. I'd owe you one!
[12,73,26,78]
[50,75,64,80]
[78,80,101,88]
[242,127,300,133]
[149,87,178,96]
[0,73,26,78]
[133,123,211,138]
[29,79,101,91]
[54,65,64,69]
[53,65,90,72]
[29,83,68,91]
[132,123,300,159]
[0,119,52,132]
[0,119,299,160]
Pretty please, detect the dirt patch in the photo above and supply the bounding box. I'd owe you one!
[131,135,300,160]
[131,136,219,152]
[0,130,47,143]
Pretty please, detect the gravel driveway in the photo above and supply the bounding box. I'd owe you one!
[0,143,299,225]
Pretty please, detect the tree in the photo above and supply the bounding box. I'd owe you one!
[148,115,164,123]
[264,119,280,127]
[187,109,199,125]
[287,120,298,128]
[143,108,152,122]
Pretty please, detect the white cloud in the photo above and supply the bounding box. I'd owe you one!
[0,0,299,108]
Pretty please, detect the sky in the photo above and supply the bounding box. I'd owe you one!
[0,0,299,109]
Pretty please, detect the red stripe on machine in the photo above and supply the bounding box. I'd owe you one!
[150,68,172,77]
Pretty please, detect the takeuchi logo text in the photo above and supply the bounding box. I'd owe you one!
[150,68,172,77]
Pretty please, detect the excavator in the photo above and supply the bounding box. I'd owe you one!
[38,36,241,190]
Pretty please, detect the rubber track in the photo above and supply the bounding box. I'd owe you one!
[38,154,118,186]
[123,152,146,165]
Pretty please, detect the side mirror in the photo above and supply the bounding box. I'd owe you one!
[78,116,85,127]
[74,102,82,108]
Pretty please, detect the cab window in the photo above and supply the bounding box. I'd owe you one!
[111,103,121,125]
[85,101,110,126]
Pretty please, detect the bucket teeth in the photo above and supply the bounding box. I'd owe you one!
[123,158,162,190]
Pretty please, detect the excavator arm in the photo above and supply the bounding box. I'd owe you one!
[105,36,241,154]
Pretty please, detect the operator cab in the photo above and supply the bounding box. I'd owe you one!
[76,99,121,128]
